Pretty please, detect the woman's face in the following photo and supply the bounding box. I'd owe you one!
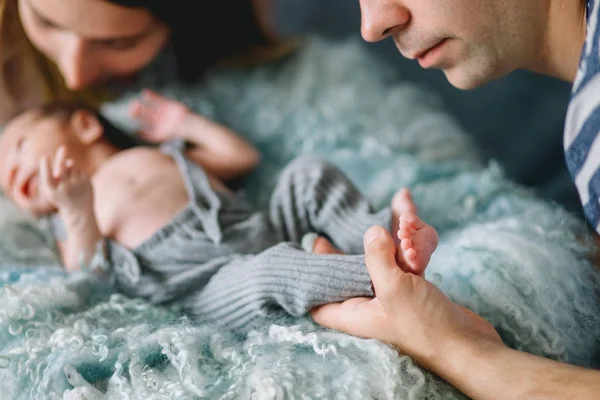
[18,0,170,90]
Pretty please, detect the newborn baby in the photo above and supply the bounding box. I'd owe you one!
[0,91,439,330]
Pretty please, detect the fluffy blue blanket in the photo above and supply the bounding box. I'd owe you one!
[0,38,598,399]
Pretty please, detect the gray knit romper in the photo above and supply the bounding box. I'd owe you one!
[52,142,391,330]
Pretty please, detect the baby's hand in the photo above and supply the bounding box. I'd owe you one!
[129,89,190,143]
[39,146,94,213]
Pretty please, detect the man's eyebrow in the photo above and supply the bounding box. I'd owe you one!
[27,0,153,42]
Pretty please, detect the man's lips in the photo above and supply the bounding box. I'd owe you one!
[406,39,448,60]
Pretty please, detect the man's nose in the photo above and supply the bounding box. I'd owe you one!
[359,0,411,42]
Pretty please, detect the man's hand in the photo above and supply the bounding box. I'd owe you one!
[39,146,94,213]
[310,226,501,370]
[129,89,191,144]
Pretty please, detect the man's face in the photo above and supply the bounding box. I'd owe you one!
[359,0,544,89]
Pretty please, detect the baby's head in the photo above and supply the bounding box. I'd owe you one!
[0,103,136,216]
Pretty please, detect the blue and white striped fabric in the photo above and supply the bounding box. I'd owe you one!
[565,0,600,231]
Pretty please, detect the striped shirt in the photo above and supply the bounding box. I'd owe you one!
[564,0,600,232]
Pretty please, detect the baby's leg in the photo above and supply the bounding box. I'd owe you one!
[306,189,419,257]
[300,232,345,255]
[313,237,344,254]
[297,187,436,274]
[268,156,391,254]
[391,189,438,276]
[182,242,372,331]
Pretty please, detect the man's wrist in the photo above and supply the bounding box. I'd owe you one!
[431,333,508,384]
[435,333,600,400]
[437,334,522,400]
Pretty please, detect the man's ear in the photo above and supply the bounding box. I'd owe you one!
[70,110,103,144]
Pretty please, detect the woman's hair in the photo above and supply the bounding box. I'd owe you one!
[0,0,112,122]
[104,0,274,82]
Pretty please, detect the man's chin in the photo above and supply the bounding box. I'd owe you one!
[443,69,491,90]
[443,60,509,91]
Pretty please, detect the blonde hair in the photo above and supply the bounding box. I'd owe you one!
[0,0,112,124]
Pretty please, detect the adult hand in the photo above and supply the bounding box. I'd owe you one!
[311,226,502,371]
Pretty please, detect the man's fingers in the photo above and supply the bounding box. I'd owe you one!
[310,297,382,338]
[363,226,403,301]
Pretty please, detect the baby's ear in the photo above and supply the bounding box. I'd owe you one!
[70,110,103,144]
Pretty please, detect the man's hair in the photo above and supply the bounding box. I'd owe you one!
[33,102,140,150]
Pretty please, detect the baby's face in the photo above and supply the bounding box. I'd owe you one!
[0,110,73,216]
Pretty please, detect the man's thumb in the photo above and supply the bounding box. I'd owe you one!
[363,226,402,300]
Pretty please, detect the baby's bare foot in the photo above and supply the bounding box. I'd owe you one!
[396,212,438,276]
[313,237,345,255]
[301,233,345,254]
[391,188,418,244]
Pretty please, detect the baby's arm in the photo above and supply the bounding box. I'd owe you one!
[55,208,102,273]
[130,90,260,181]
[40,147,103,272]
[179,112,261,180]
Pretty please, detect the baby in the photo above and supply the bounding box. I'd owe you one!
[0,91,439,330]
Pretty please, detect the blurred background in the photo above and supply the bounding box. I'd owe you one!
[271,0,581,217]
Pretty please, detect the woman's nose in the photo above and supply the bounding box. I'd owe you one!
[58,36,98,90]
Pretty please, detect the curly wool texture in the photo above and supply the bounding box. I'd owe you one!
[0,38,598,399]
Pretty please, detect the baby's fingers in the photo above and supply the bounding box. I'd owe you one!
[138,126,160,142]
[39,156,57,193]
[141,89,166,106]
[70,169,88,186]
[52,146,69,179]
[129,100,156,123]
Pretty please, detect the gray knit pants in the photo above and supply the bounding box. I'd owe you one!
[180,156,391,330]
[97,155,392,331]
